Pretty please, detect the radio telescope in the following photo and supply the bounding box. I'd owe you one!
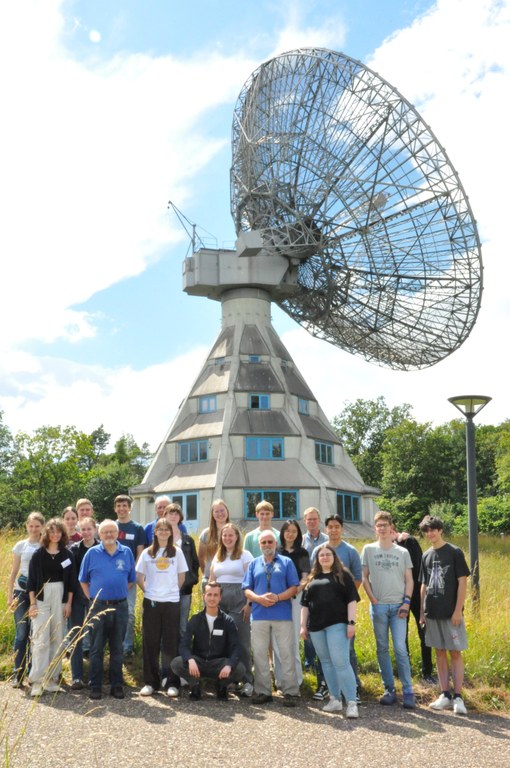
[231,48,483,370]
[132,48,483,530]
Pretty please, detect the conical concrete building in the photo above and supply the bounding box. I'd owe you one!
[131,244,378,537]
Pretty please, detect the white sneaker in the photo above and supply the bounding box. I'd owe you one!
[30,684,43,697]
[240,682,254,697]
[140,685,154,696]
[166,686,179,698]
[453,697,467,715]
[346,701,359,718]
[323,698,343,712]
[45,682,64,693]
[429,693,453,710]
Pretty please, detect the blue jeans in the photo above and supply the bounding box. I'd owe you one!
[310,624,357,702]
[88,599,128,689]
[13,589,31,675]
[369,602,413,694]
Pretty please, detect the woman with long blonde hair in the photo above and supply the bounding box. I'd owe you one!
[210,523,254,697]
[198,499,230,587]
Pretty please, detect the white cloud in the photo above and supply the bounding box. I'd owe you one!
[1,346,209,448]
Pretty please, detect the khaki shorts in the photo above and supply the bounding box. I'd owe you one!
[425,617,468,651]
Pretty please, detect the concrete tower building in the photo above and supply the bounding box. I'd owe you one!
[131,240,378,537]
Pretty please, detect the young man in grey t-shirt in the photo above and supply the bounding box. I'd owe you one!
[361,510,416,709]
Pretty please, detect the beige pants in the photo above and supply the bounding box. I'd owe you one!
[29,582,65,685]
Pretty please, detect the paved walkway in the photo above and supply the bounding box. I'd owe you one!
[1,685,509,768]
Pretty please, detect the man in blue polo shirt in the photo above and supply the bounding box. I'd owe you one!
[243,530,300,707]
[79,519,136,700]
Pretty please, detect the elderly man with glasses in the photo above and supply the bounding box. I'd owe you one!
[242,529,300,707]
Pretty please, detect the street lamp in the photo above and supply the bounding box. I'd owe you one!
[448,395,492,603]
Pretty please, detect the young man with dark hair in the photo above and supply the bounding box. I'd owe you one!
[113,495,145,656]
[419,515,470,715]
[171,581,245,700]
[391,524,435,683]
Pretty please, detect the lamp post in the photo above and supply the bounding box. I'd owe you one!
[448,395,492,603]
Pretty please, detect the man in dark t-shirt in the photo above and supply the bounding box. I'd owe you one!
[419,515,470,715]
[391,526,434,681]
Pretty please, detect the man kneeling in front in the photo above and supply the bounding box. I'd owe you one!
[171,581,245,700]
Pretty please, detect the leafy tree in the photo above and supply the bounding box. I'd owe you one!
[9,425,92,522]
[84,462,143,521]
[495,420,510,493]
[332,397,412,487]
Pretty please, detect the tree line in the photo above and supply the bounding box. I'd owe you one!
[1,398,509,533]
[332,397,510,534]
[0,415,150,528]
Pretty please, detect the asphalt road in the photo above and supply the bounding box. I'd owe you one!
[2,685,509,768]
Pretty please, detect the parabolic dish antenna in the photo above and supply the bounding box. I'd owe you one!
[230,48,483,370]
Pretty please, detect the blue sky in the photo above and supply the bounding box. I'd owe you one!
[0,0,508,449]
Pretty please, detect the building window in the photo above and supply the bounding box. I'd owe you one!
[249,393,270,410]
[170,493,198,523]
[298,398,309,415]
[244,490,298,520]
[246,437,284,460]
[249,355,260,363]
[179,440,208,464]
[199,395,217,414]
[315,441,333,465]
[337,492,361,522]
[214,356,226,365]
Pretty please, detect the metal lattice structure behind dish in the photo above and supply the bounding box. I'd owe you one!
[231,48,482,370]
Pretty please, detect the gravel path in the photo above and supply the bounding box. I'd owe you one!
[1,684,509,768]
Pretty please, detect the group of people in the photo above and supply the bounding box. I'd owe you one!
[8,495,470,717]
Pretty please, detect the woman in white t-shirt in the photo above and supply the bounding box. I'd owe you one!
[136,520,188,698]
[7,511,44,686]
[210,523,254,696]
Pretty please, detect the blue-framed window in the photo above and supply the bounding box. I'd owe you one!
[337,492,361,522]
[315,441,333,465]
[246,437,284,460]
[298,397,310,415]
[179,440,208,464]
[249,393,270,410]
[170,492,198,523]
[244,490,298,520]
[199,395,217,414]
[249,355,260,363]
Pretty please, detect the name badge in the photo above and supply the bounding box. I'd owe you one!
[212,629,224,636]
[125,533,135,540]
[61,558,72,569]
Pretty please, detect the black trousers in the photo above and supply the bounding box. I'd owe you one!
[142,598,181,689]
[406,593,433,677]
[171,655,245,686]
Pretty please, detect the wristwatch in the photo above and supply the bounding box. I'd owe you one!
[347,620,356,625]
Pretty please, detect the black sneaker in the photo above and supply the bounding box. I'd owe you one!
[312,682,328,701]
[111,686,125,699]
[189,683,202,701]
[282,694,298,707]
[89,688,102,700]
[253,693,273,704]
[216,682,229,700]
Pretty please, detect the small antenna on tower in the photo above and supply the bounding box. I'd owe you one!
[168,200,218,256]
